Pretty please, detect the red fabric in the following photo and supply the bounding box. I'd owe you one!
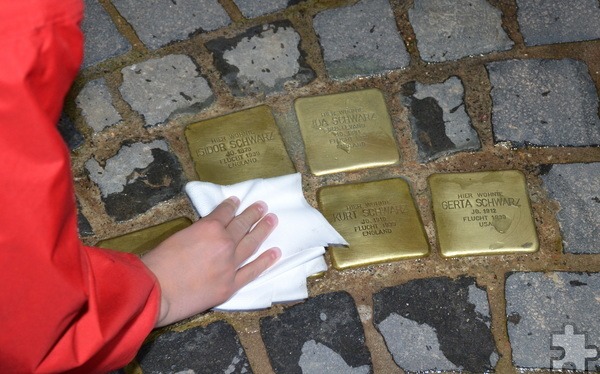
[0,0,160,372]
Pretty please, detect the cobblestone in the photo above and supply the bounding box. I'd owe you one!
[506,272,600,371]
[76,78,122,133]
[540,163,600,254]
[313,0,410,79]
[399,76,480,162]
[206,22,315,96]
[81,0,131,67]
[516,0,600,46]
[233,0,305,18]
[408,0,513,62]
[112,0,230,50]
[119,55,214,126]
[487,58,600,146]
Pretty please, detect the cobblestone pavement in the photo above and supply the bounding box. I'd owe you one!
[67,0,600,372]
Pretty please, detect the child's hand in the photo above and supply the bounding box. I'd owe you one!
[141,197,280,327]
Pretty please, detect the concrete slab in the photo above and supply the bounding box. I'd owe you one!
[137,321,253,373]
[373,277,497,372]
[76,78,122,133]
[112,0,230,50]
[399,76,480,162]
[506,272,600,371]
[313,0,410,79]
[85,140,185,221]
[540,163,600,254]
[233,0,306,18]
[260,291,372,374]
[206,22,315,96]
[487,58,600,146]
[409,0,513,62]
[81,0,131,68]
[119,55,214,127]
[516,0,600,46]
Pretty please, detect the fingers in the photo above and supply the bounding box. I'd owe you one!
[204,196,240,226]
[226,201,268,244]
[234,247,281,289]
[234,213,277,266]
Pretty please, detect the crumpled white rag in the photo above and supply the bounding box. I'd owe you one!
[185,173,347,310]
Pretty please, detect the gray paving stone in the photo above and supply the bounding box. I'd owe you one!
[516,0,600,46]
[487,58,600,147]
[119,55,214,126]
[76,78,122,133]
[81,0,131,68]
[112,0,230,50]
[506,272,600,371]
[260,291,372,374]
[85,139,185,221]
[137,321,253,373]
[206,22,315,96]
[57,113,84,151]
[409,0,513,62]
[313,0,410,79]
[373,277,497,372]
[400,76,480,162]
[540,163,600,254]
[233,0,306,18]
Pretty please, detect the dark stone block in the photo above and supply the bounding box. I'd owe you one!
[373,277,497,372]
[76,200,94,237]
[138,321,252,373]
[57,113,84,151]
[260,291,372,374]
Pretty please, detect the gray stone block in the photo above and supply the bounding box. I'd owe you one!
[81,0,131,68]
[409,0,513,62]
[260,291,372,374]
[112,0,230,50]
[85,139,185,221]
[119,54,214,126]
[313,0,410,79]
[506,272,600,371]
[138,321,253,373]
[400,76,480,162]
[76,78,122,133]
[206,22,315,96]
[233,0,306,18]
[373,277,498,372]
[487,58,600,146]
[516,0,600,46]
[540,163,600,254]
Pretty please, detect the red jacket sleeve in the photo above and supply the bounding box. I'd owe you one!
[0,1,160,372]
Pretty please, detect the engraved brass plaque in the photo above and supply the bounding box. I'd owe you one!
[428,170,539,257]
[295,88,400,175]
[96,217,192,255]
[185,106,295,184]
[318,179,429,269]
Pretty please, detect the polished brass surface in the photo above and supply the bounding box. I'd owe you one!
[295,89,400,175]
[318,179,429,269]
[96,217,192,255]
[429,170,539,257]
[185,106,295,184]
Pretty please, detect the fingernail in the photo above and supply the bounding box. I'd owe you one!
[264,213,277,226]
[271,247,282,261]
[255,201,268,214]
[227,196,240,205]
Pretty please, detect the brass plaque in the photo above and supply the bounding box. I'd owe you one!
[295,88,400,175]
[185,106,295,184]
[318,179,429,269]
[96,217,192,255]
[428,170,539,257]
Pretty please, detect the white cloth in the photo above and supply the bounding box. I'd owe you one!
[185,173,347,310]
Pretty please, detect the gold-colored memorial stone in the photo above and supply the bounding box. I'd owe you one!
[295,88,400,175]
[96,217,192,256]
[185,106,295,184]
[428,170,538,257]
[318,179,429,269]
